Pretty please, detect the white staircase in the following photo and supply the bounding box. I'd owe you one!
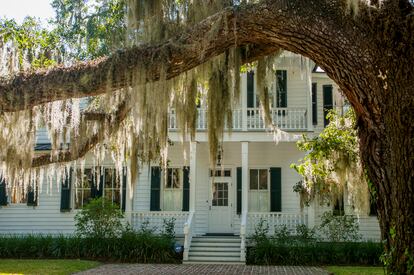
[184,235,244,264]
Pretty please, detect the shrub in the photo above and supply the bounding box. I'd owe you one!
[318,211,361,242]
[74,197,124,238]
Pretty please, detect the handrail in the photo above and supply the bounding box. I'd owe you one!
[240,212,247,262]
[183,211,195,261]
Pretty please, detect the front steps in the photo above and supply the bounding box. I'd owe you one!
[184,235,244,264]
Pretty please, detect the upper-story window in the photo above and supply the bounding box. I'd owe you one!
[312,83,318,125]
[323,85,333,127]
[276,70,287,108]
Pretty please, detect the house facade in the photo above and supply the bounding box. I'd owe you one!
[0,52,381,263]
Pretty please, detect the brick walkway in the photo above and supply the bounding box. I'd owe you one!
[76,264,329,275]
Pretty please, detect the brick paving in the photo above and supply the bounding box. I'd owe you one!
[76,264,329,275]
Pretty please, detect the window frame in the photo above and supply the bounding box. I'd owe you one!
[74,167,122,210]
[161,167,183,211]
[248,168,270,212]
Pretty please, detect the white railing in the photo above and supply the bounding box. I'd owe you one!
[247,108,307,130]
[240,212,248,262]
[183,211,195,261]
[169,107,307,131]
[247,212,308,235]
[130,211,189,235]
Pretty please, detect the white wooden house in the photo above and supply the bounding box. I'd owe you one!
[0,52,381,264]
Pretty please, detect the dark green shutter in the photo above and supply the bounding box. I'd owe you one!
[60,169,72,212]
[247,71,255,108]
[150,166,161,211]
[276,70,287,108]
[237,167,242,215]
[312,83,318,125]
[270,167,282,212]
[323,85,333,127]
[121,167,127,212]
[182,166,190,211]
[0,178,8,206]
[27,186,38,207]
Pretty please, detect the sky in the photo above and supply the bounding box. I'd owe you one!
[0,0,55,24]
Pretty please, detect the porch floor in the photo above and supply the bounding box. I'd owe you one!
[75,264,329,274]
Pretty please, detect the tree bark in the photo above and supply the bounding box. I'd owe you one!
[0,0,413,272]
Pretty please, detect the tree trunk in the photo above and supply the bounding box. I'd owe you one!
[358,72,414,273]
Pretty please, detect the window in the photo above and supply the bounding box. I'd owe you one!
[276,70,287,108]
[323,85,333,127]
[333,195,345,216]
[212,182,228,206]
[247,71,255,108]
[210,169,231,177]
[312,83,318,125]
[9,184,38,205]
[249,169,269,212]
[162,168,182,211]
[369,196,377,216]
[75,168,121,209]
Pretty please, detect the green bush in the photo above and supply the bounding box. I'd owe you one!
[74,197,124,238]
[318,211,362,242]
[0,218,180,263]
[247,220,381,266]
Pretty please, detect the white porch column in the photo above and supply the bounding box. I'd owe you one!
[125,161,134,224]
[241,142,249,214]
[189,141,197,212]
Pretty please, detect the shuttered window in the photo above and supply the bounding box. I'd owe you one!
[276,70,287,108]
[323,85,333,127]
[270,167,282,212]
[247,71,255,108]
[162,168,182,211]
[182,167,190,212]
[248,169,269,212]
[236,167,242,215]
[60,170,72,212]
[0,178,8,206]
[150,167,161,211]
[312,83,318,125]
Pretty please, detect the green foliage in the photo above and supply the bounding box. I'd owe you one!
[318,211,362,242]
[0,217,179,263]
[74,197,124,238]
[0,17,60,70]
[291,109,369,209]
[247,238,382,266]
[51,0,126,60]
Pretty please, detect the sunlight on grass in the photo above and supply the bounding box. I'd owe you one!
[0,259,100,275]
[326,266,385,275]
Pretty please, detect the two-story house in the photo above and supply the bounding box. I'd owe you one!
[0,51,381,264]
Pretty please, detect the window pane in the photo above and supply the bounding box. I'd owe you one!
[259,169,268,190]
[104,169,114,188]
[82,190,91,207]
[250,170,258,190]
[172,169,180,188]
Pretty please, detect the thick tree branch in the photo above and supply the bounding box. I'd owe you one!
[0,0,364,113]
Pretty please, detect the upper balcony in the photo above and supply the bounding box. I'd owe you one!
[169,107,308,132]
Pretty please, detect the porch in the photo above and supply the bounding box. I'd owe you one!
[169,107,308,131]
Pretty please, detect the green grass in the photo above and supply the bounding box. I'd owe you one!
[325,266,385,275]
[0,259,100,275]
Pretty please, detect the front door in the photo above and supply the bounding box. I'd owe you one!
[208,179,233,233]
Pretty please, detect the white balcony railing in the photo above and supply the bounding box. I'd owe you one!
[247,212,308,235]
[130,211,189,235]
[169,107,307,131]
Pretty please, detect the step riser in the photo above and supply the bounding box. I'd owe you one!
[191,243,240,247]
[190,247,240,252]
[188,256,241,262]
[189,252,240,257]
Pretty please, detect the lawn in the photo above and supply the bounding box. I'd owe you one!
[0,259,100,275]
[326,266,385,275]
